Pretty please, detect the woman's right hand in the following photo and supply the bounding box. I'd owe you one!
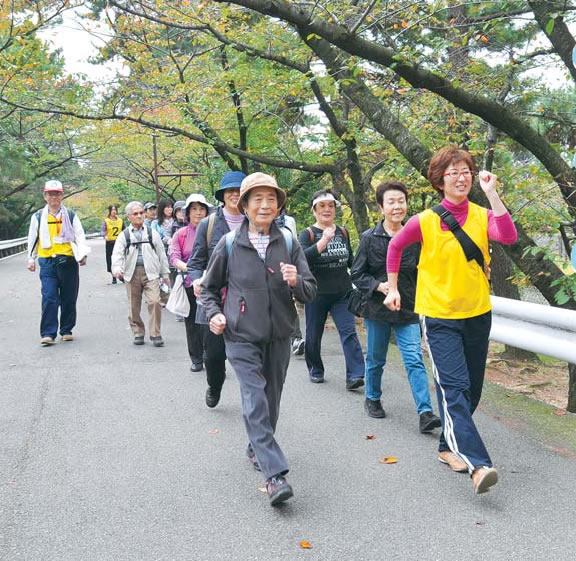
[384,289,401,311]
[321,226,336,243]
[193,278,202,297]
[176,261,188,273]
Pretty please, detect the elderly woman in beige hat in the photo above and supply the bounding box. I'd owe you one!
[200,172,317,507]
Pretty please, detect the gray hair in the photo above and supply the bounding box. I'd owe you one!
[125,201,144,217]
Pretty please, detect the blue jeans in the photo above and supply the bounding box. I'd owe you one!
[38,256,79,338]
[304,292,365,381]
[364,318,433,414]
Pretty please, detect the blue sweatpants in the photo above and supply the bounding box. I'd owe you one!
[422,312,492,472]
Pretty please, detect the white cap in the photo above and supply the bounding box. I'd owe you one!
[43,180,63,192]
[311,192,341,209]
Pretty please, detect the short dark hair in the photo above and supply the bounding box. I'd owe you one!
[375,181,408,206]
[427,146,476,194]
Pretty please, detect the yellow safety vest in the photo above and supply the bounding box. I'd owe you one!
[415,202,491,319]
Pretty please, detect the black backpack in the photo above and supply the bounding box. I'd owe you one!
[123,225,156,254]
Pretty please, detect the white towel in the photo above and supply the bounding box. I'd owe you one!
[38,206,52,249]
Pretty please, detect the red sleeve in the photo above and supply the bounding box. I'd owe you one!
[387,215,422,273]
[487,211,517,245]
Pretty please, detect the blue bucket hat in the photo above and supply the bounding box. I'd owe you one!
[215,171,247,202]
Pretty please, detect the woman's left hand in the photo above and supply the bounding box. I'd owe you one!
[478,170,498,194]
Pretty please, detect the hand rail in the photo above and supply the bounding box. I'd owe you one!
[490,295,576,364]
[0,233,101,258]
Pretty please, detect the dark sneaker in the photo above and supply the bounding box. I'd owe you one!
[248,454,261,472]
[190,362,203,372]
[205,387,221,408]
[364,398,386,418]
[346,378,365,391]
[151,336,164,347]
[292,338,305,356]
[419,411,442,433]
[133,336,145,346]
[309,375,325,384]
[266,475,293,506]
[112,277,117,285]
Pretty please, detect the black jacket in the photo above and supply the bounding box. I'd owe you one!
[186,207,231,281]
[350,220,420,324]
[200,220,317,343]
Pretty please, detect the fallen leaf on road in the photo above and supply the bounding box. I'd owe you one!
[365,435,376,440]
[258,487,267,493]
[300,540,312,549]
[475,520,485,525]
[553,410,566,416]
[208,429,220,434]
[379,456,398,464]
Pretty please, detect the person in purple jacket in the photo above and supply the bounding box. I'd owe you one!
[170,194,212,372]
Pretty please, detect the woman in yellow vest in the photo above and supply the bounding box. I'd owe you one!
[384,147,518,495]
[101,205,124,284]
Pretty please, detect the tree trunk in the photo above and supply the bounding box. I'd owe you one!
[568,363,576,413]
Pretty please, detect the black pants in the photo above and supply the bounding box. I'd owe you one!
[204,328,227,393]
[105,240,115,273]
[184,286,205,363]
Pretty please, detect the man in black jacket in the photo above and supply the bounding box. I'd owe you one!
[187,171,246,407]
[351,181,441,434]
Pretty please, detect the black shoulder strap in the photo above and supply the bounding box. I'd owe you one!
[146,225,155,251]
[432,205,484,268]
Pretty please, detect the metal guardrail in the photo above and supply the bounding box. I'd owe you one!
[490,295,576,364]
[0,233,101,259]
[0,236,28,258]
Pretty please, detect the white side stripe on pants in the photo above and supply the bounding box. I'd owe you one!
[421,317,474,473]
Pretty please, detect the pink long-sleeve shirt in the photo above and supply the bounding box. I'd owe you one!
[169,224,199,287]
[387,199,517,272]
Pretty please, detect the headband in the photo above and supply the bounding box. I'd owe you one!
[311,193,341,209]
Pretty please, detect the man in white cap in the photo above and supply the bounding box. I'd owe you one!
[27,180,90,346]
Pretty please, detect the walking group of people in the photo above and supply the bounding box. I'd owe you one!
[27,145,517,506]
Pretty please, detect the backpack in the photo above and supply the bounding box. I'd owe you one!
[123,225,155,255]
[31,208,76,253]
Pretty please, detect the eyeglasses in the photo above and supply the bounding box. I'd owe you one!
[443,170,473,178]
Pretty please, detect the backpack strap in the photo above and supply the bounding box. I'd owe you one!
[224,228,237,257]
[32,208,76,253]
[280,227,293,258]
[123,225,155,255]
[339,225,349,240]
[206,212,217,246]
[307,226,315,244]
[431,205,484,269]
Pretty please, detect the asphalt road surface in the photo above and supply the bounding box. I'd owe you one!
[1,240,575,560]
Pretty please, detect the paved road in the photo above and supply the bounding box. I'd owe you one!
[1,240,575,560]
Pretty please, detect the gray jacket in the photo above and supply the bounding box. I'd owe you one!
[200,220,317,343]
